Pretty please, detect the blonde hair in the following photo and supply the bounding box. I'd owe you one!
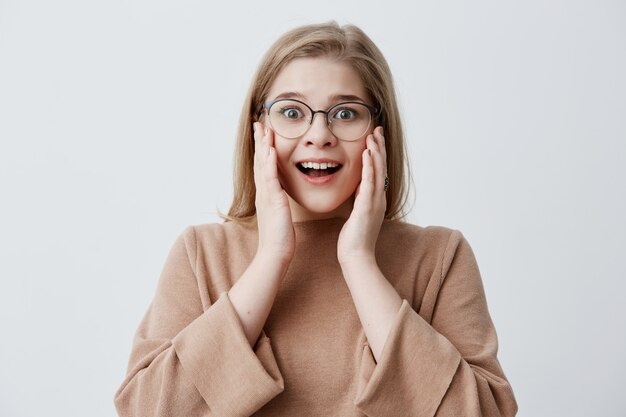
[225,21,412,222]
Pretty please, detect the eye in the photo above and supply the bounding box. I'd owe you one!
[332,106,359,121]
[278,106,305,120]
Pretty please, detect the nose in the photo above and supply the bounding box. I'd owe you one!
[302,111,338,147]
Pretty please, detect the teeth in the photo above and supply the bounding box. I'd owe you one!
[300,161,339,169]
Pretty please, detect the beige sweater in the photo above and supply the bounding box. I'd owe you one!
[114,217,518,416]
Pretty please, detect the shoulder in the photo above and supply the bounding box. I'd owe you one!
[380,220,465,249]
[182,220,256,243]
[177,220,258,262]
[378,220,472,268]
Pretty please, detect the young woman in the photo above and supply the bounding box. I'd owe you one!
[114,22,518,417]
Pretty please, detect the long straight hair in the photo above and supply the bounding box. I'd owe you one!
[225,21,412,222]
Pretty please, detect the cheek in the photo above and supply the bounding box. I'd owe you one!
[346,144,366,184]
[274,152,290,178]
[355,140,368,167]
[272,140,296,181]
[271,137,290,163]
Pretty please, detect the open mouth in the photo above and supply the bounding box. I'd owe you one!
[296,161,343,178]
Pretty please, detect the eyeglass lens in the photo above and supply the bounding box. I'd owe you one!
[268,100,372,141]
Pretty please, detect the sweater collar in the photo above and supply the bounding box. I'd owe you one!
[292,217,346,244]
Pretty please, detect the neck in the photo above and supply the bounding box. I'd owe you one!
[287,195,354,223]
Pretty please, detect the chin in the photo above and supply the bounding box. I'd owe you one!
[299,196,341,212]
[289,192,353,220]
[304,201,342,214]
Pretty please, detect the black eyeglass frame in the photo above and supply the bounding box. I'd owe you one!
[259,98,383,141]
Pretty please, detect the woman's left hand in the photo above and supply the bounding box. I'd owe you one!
[337,126,387,266]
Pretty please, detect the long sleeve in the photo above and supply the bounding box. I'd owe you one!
[114,226,284,417]
[354,230,518,416]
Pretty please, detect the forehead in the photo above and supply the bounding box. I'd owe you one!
[267,57,368,105]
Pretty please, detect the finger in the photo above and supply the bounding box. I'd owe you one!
[366,134,385,194]
[254,122,265,155]
[264,125,275,155]
[265,146,280,187]
[256,123,274,167]
[253,121,265,146]
[262,125,275,178]
[265,143,278,180]
[253,122,266,178]
[359,148,375,202]
[263,128,285,194]
[254,122,273,198]
[374,127,389,208]
[375,126,387,170]
[374,126,387,191]
[371,126,386,172]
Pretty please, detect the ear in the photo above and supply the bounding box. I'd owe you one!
[254,111,267,125]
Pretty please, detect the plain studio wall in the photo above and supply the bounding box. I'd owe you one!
[0,1,624,416]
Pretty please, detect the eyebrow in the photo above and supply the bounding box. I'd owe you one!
[273,91,368,104]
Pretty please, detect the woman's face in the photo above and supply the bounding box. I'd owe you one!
[262,57,376,222]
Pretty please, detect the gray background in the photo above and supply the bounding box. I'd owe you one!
[1,0,625,416]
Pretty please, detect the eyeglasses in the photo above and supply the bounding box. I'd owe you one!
[261,98,381,142]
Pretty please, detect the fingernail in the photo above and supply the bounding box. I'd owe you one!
[252,122,257,132]
[264,126,269,135]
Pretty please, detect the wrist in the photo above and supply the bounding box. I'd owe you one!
[338,251,377,273]
[254,248,293,272]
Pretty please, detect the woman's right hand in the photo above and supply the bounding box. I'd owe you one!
[226,123,295,348]
[253,121,295,265]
